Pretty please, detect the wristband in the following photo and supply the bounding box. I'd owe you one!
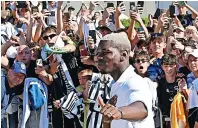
[118,109,123,119]
[103,120,110,123]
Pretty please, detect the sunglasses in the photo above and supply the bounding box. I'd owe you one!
[67,19,77,22]
[134,59,148,63]
[151,33,163,38]
[43,34,57,40]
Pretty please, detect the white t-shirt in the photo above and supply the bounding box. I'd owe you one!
[110,66,155,128]
[187,78,198,110]
[48,4,57,26]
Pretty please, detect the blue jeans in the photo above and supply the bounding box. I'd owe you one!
[8,111,18,128]
[1,117,7,128]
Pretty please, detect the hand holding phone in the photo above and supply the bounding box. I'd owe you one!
[137,1,144,14]
[130,2,136,12]
[169,5,175,18]
[31,6,39,14]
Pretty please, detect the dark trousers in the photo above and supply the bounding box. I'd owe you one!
[52,108,82,128]
[8,111,18,128]
[189,107,198,128]
[1,117,7,128]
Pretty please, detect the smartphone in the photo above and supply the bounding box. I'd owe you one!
[154,8,161,19]
[117,1,123,7]
[36,59,43,67]
[137,27,144,33]
[130,2,136,11]
[89,30,96,43]
[80,49,88,56]
[109,12,115,24]
[16,1,27,8]
[64,12,70,21]
[31,6,39,14]
[107,3,114,8]
[137,1,144,7]
[169,5,175,18]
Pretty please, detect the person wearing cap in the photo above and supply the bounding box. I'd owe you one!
[1,62,26,128]
[95,33,154,128]
[176,1,198,27]
[97,20,115,37]
[173,26,185,39]
[186,49,198,128]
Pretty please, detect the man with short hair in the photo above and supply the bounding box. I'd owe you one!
[157,54,186,127]
[95,33,154,128]
[176,1,198,27]
[133,51,150,77]
[186,50,198,128]
[147,33,166,82]
[1,62,26,128]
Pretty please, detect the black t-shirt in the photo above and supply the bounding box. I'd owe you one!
[177,14,194,27]
[157,74,185,116]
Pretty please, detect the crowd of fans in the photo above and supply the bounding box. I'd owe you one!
[1,1,198,128]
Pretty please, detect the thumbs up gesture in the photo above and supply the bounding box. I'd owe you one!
[98,95,123,122]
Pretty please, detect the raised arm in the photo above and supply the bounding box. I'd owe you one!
[57,1,63,34]
[185,2,198,19]
[127,11,137,50]
[115,2,126,29]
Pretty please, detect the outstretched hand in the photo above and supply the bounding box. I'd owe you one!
[98,95,122,122]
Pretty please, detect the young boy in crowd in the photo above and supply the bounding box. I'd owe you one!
[157,54,186,127]
[147,33,166,82]
[186,50,198,128]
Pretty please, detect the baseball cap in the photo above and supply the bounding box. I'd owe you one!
[187,49,198,59]
[174,26,184,32]
[97,22,116,32]
[11,62,26,75]
[78,66,93,76]
[68,6,75,11]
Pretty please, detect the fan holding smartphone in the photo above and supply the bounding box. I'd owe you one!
[137,1,144,14]
[129,2,136,12]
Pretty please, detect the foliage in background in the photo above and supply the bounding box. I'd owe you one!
[121,17,149,29]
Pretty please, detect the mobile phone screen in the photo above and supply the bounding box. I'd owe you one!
[169,5,175,18]
[117,1,123,7]
[130,2,135,11]
[137,1,144,7]
[154,8,161,19]
[31,7,38,14]
[107,3,114,8]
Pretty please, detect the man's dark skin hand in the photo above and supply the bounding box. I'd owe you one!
[98,95,148,128]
